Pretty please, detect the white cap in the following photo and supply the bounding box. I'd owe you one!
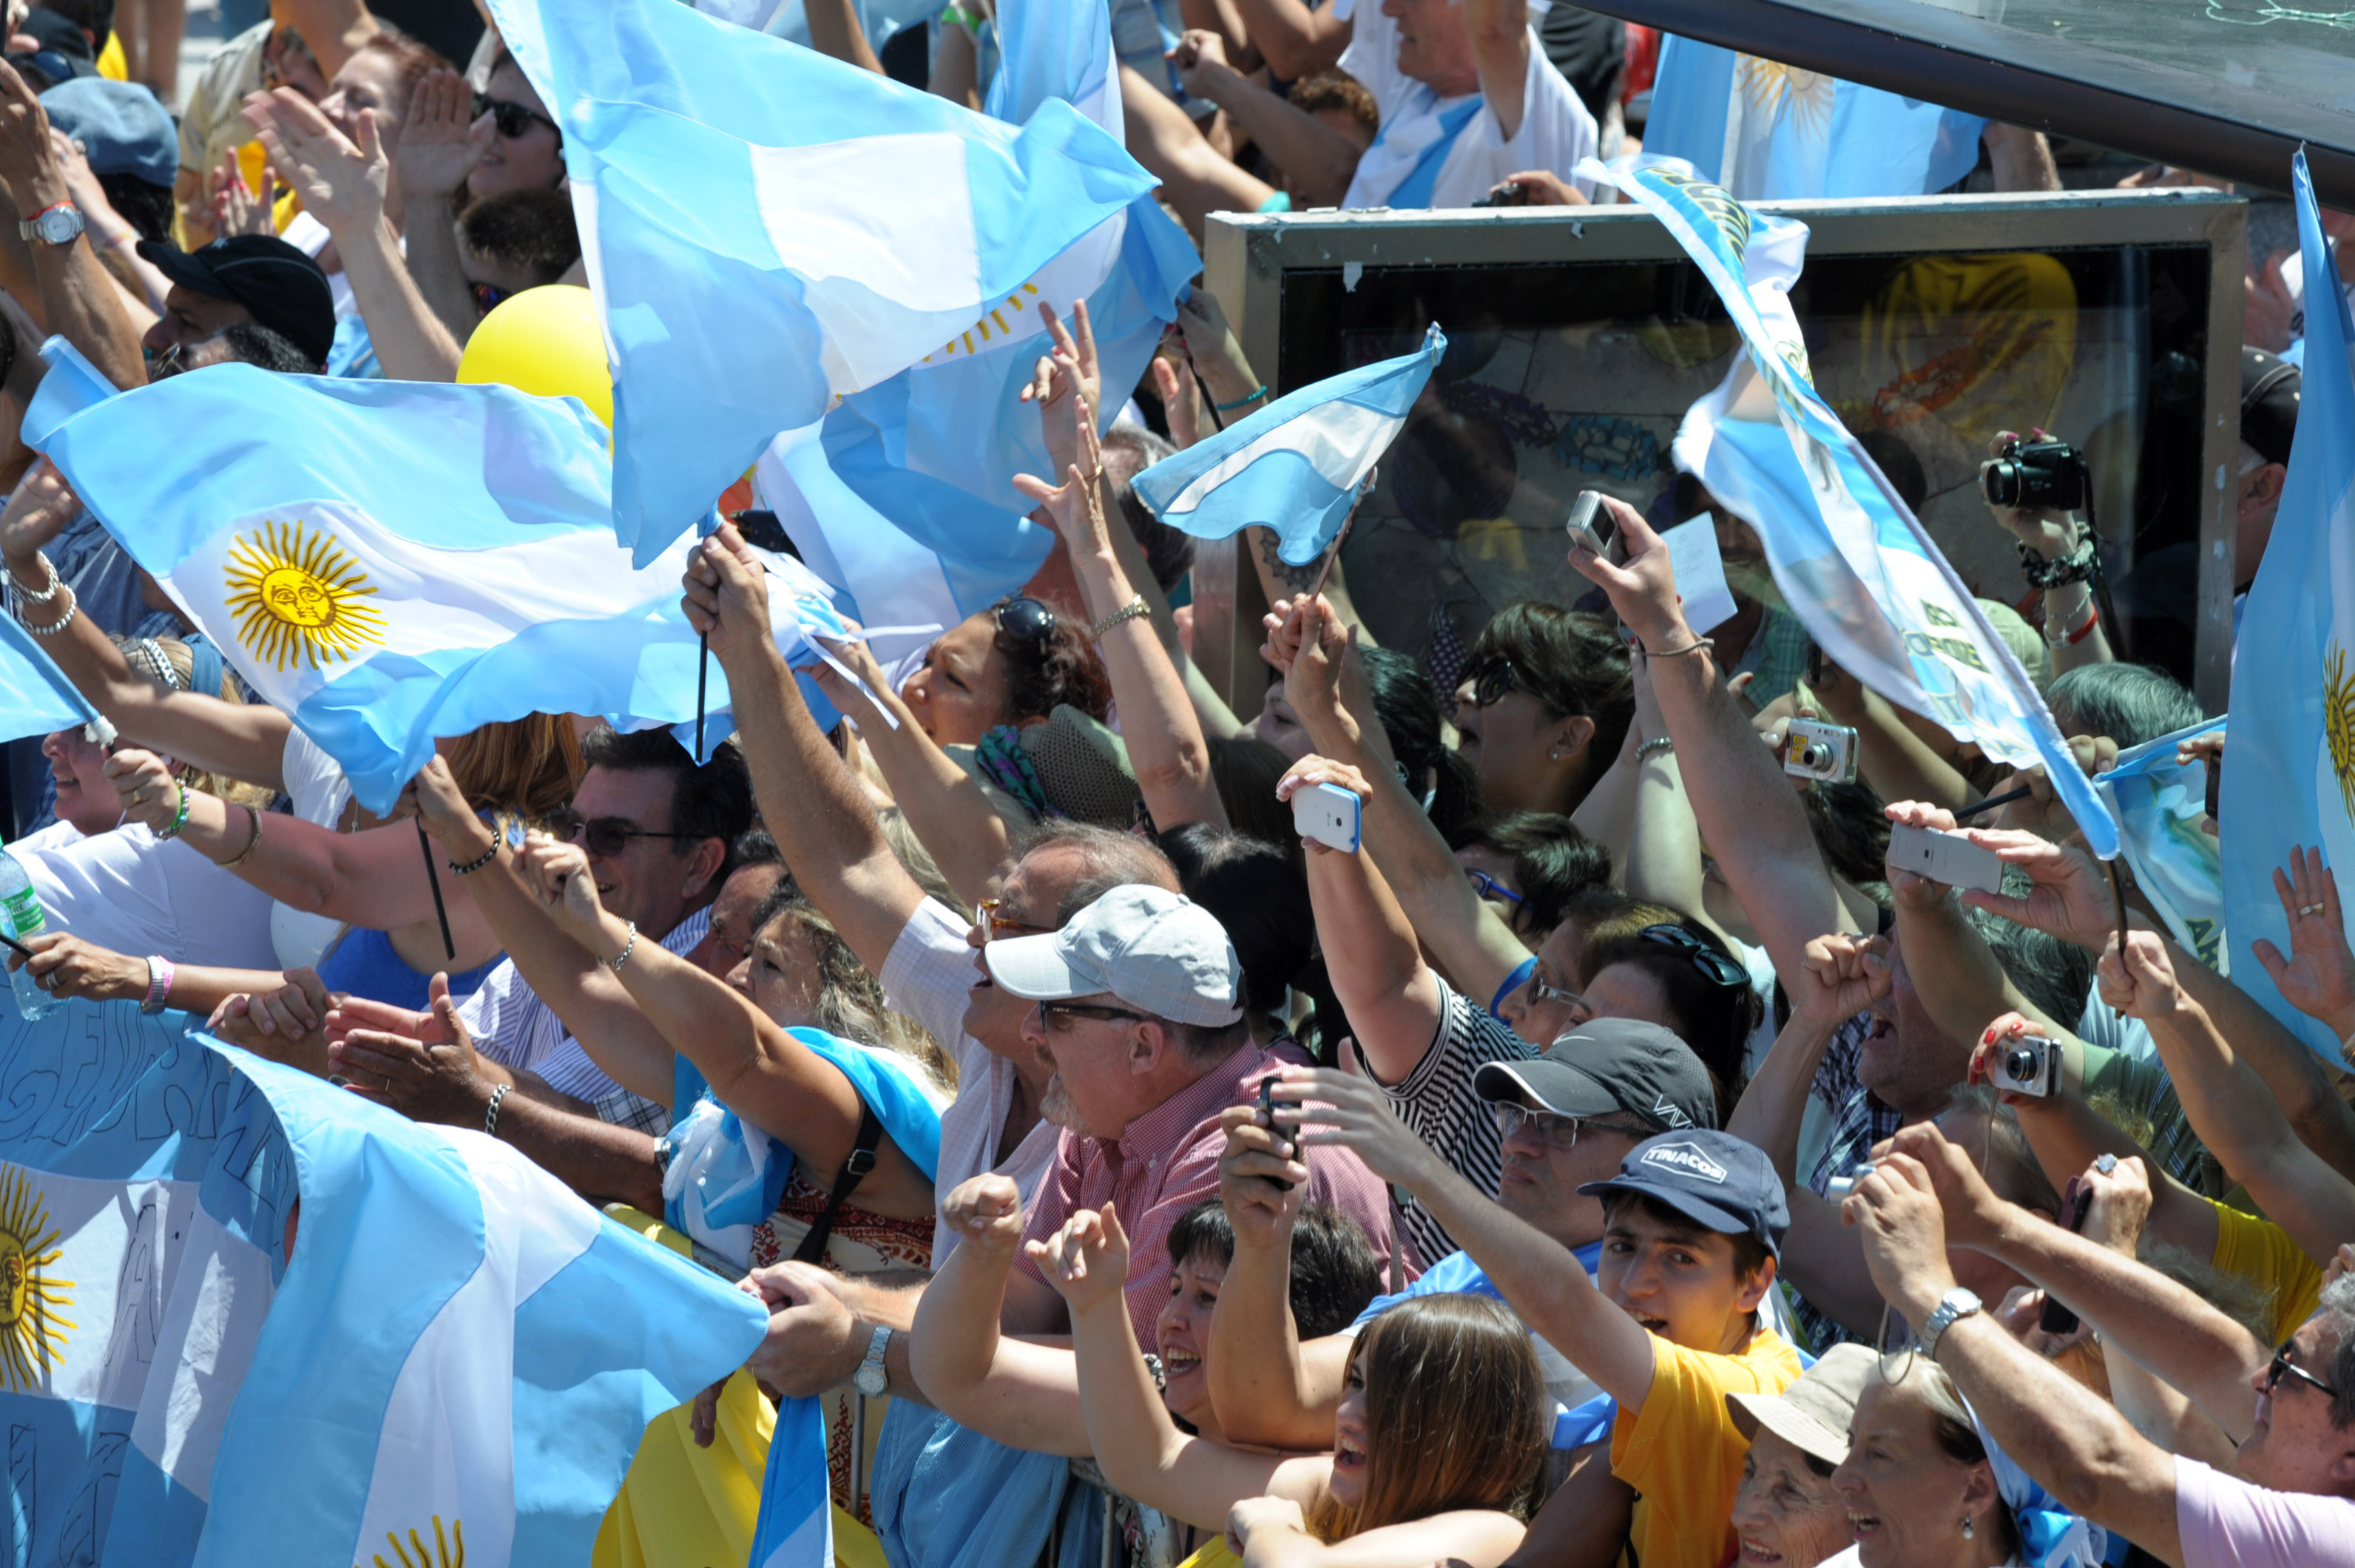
[984,885,1243,1028]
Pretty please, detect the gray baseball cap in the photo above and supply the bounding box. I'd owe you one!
[1472,1017,1718,1132]
[984,884,1243,1027]
[1728,1342,1877,1466]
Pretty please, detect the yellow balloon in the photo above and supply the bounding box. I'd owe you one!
[456,283,614,429]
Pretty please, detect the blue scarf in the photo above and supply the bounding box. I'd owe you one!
[1382,94,1484,209]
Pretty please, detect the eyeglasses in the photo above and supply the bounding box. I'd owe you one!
[470,281,514,319]
[971,897,1049,944]
[1524,968,1584,1010]
[547,808,689,857]
[993,596,1058,643]
[2268,1343,2339,1400]
[1459,655,1529,711]
[473,92,561,141]
[1489,1102,1655,1149]
[1638,923,1749,990]
[1038,1000,1149,1029]
[1466,868,1524,905]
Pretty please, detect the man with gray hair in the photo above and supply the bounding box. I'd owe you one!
[1850,1121,2355,1568]
[984,882,1406,1344]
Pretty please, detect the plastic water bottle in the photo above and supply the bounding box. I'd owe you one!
[0,850,54,1021]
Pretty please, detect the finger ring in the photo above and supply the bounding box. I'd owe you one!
[2094,1152,2118,1174]
[2303,904,2326,917]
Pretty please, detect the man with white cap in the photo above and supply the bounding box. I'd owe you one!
[1726,1345,1878,1568]
[985,883,1407,1344]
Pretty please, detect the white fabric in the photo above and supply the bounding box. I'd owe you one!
[1335,0,1415,129]
[880,897,1058,1262]
[463,906,712,1111]
[271,726,353,970]
[13,819,278,970]
[1341,32,1598,211]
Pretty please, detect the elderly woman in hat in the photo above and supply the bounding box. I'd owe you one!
[1727,1344,1877,1568]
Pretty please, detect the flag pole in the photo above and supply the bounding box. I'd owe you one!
[694,631,710,765]
[417,817,455,962]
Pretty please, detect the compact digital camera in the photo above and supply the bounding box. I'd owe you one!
[1784,719,1860,785]
[1980,436,2090,513]
[1991,1033,2058,1098]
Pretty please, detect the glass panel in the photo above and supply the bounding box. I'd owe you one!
[1274,240,2214,700]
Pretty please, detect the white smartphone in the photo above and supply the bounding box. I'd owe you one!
[1887,822,2004,895]
[1292,782,1362,854]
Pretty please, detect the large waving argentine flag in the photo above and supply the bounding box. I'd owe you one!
[485,0,1155,566]
[1645,37,1984,201]
[27,343,854,815]
[0,1000,763,1567]
[0,605,95,742]
[1589,158,2117,857]
[2225,150,2355,1063]
[1132,325,1447,566]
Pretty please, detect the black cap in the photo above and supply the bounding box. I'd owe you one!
[1579,1129,1790,1260]
[136,234,335,368]
[10,9,94,83]
[1472,1016,1718,1133]
[2242,346,2301,469]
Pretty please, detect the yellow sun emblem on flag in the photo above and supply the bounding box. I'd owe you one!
[1737,56,1834,141]
[2326,643,2355,825]
[0,1163,74,1393]
[359,1515,464,1568]
[923,280,1044,362]
[222,519,388,673]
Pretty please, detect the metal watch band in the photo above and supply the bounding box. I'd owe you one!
[1920,1287,1983,1362]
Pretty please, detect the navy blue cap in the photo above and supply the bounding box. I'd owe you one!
[1579,1129,1789,1260]
[41,78,175,187]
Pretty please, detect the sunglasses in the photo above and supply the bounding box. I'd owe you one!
[1488,1102,1655,1149]
[1459,655,1528,711]
[971,897,1049,944]
[546,808,689,858]
[1038,1000,1148,1028]
[473,92,561,141]
[1638,922,1749,990]
[993,596,1057,643]
[2268,1343,2339,1400]
[1466,868,1524,905]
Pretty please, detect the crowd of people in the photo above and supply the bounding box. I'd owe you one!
[0,0,2339,1565]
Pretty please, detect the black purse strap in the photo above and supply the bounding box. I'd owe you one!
[791,1101,884,1265]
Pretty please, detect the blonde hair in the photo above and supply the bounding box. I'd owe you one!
[440,714,585,825]
[758,888,956,1092]
[110,635,274,810]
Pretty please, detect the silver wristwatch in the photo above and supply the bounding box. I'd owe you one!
[853,1323,891,1397]
[18,202,82,246]
[1919,1287,1983,1362]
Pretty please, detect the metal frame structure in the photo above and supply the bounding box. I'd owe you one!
[1202,186,2246,712]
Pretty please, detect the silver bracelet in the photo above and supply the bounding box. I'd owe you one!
[10,553,59,604]
[22,585,75,638]
[484,1082,510,1139]
[605,920,638,973]
[1635,736,1675,763]
[1090,594,1149,639]
[1640,634,1715,660]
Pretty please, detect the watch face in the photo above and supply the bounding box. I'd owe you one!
[36,209,78,243]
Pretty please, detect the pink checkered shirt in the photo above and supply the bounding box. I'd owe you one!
[1015,1041,1415,1348]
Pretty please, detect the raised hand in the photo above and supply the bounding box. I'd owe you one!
[1564,494,1689,654]
[2073,1152,2154,1258]
[2095,929,2184,1022]
[1275,1063,1441,1191]
[394,754,481,846]
[242,88,387,237]
[2253,846,2355,1031]
[1217,1101,1307,1239]
[1966,1012,2057,1109]
[939,1173,1027,1255]
[1027,1202,1131,1314]
[104,748,183,834]
[210,150,274,237]
[1020,300,1101,482]
[1882,799,1964,910]
[682,522,776,660]
[1981,428,2081,561]
[517,834,626,957]
[0,459,84,575]
[1956,827,2112,950]
[1792,930,1891,1030]
[395,68,484,203]
[1842,1140,1961,1322]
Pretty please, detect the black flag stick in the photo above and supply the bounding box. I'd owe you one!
[417,816,454,962]
[694,630,711,765]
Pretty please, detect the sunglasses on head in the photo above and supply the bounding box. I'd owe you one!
[1638,922,1750,990]
[546,808,688,858]
[473,92,561,141]
[993,596,1057,643]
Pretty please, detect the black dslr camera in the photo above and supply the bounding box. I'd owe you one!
[1980,436,2089,512]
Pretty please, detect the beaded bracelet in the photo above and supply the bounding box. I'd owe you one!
[1214,385,1268,412]
[156,781,192,839]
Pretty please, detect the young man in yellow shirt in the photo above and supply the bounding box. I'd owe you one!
[1268,1068,1801,1568]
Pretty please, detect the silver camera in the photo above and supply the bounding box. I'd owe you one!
[1991,1034,2058,1098]
[1784,718,1860,785]
[1825,1162,1873,1202]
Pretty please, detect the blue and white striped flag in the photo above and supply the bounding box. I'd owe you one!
[0,609,95,742]
[1132,325,1447,565]
[485,0,1155,566]
[0,1001,764,1567]
[28,352,855,814]
[2225,149,2355,1062]
[1644,37,1984,201]
[2096,717,2227,973]
[1587,158,2118,857]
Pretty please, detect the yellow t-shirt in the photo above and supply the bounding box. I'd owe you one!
[1175,1541,1242,1568]
[2209,1198,2325,1348]
[1612,1327,1805,1568]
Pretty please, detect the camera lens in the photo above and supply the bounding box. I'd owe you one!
[1981,460,2024,509]
[1798,742,1828,769]
[2004,1046,2040,1081]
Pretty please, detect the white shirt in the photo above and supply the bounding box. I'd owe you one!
[880,897,1058,1262]
[1334,0,1417,129]
[1340,31,1598,211]
[271,727,352,971]
[11,818,279,970]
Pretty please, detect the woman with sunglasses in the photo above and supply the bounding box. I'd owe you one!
[1450,602,1634,820]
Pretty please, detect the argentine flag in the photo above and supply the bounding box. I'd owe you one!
[2225,149,2354,1062]
[27,348,854,815]
[2097,716,2228,973]
[1132,325,1447,565]
[0,606,95,741]
[1644,37,1984,202]
[485,0,1155,566]
[0,1002,763,1567]
[1587,158,2117,857]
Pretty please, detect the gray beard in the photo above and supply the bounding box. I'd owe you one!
[1039,1073,1085,1131]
